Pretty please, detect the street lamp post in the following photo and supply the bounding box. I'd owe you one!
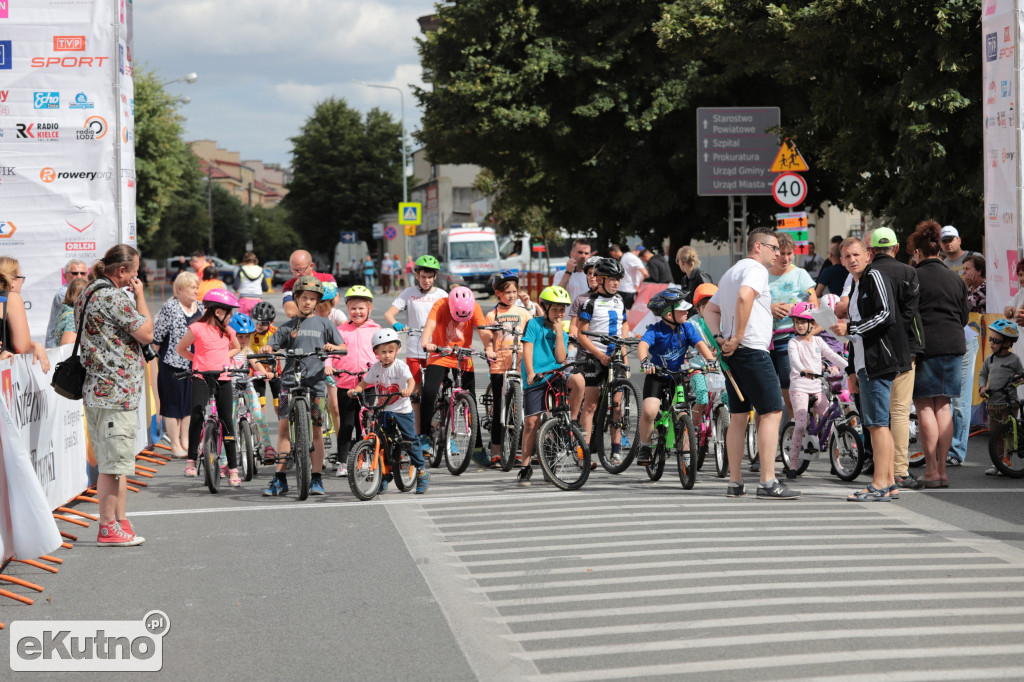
[162,72,198,86]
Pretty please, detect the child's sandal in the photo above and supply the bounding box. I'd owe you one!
[228,469,242,487]
[184,460,197,477]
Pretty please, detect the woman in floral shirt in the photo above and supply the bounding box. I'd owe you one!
[153,271,204,458]
[53,278,88,345]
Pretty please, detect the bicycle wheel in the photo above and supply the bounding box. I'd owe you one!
[238,419,256,482]
[646,432,667,481]
[429,402,446,468]
[745,415,758,464]
[696,412,708,471]
[713,405,730,478]
[779,422,811,475]
[537,417,591,491]
[674,411,699,490]
[291,399,312,501]
[829,424,865,481]
[347,440,381,500]
[446,393,477,476]
[500,381,523,472]
[392,441,418,491]
[203,422,220,494]
[595,379,641,474]
[248,421,261,477]
[988,419,1024,478]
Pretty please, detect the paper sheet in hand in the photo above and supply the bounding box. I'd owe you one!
[811,307,849,341]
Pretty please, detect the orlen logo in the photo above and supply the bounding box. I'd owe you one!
[30,56,108,68]
[66,241,96,251]
[53,36,85,51]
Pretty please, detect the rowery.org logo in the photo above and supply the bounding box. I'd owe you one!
[10,611,170,672]
[69,92,93,109]
[987,32,998,61]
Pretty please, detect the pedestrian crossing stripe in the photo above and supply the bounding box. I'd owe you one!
[398,202,422,225]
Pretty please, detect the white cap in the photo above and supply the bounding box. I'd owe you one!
[940,225,959,239]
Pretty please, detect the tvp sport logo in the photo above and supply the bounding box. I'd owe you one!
[10,610,170,672]
[53,36,85,51]
[0,40,10,70]
[987,32,998,62]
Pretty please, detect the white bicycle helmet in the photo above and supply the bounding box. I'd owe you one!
[372,328,401,349]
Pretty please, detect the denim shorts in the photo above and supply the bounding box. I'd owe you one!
[770,338,792,390]
[858,369,893,428]
[724,347,784,415]
[913,354,962,399]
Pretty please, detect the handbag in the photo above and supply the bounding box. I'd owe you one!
[51,281,111,400]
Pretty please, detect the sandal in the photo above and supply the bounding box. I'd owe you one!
[939,478,949,488]
[184,460,197,477]
[887,484,900,500]
[228,469,241,487]
[847,484,891,502]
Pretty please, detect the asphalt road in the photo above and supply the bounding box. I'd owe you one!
[3,288,1024,680]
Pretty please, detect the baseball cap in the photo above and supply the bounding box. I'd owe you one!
[940,225,959,240]
[636,245,646,252]
[871,227,898,248]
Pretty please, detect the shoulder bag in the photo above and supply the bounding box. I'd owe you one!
[51,281,112,400]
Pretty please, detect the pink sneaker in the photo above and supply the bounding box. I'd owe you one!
[97,521,144,547]
[117,519,138,537]
[263,445,277,465]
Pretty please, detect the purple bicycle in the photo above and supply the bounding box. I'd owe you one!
[779,369,865,481]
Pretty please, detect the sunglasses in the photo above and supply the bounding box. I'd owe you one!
[70,271,87,276]
[941,238,955,243]
[989,337,1006,344]
[758,242,781,253]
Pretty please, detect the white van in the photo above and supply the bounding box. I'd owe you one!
[333,239,369,287]
[438,224,502,292]
[498,231,590,275]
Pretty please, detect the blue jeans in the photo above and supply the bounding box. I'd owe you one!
[364,273,376,291]
[388,410,425,469]
[951,332,979,462]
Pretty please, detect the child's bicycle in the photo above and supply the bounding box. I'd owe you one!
[679,362,722,471]
[427,346,486,475]
[646,365,699,489]
[478,322,526,471]
[347,391,420,500]
[176,367,251,494]
[580,330,641,473]
[232,372,265,482]
[250,348,346,500]
[779,368,865,481]
[328,368,370,469]
[985,373,1024,478]
[533,363,591,490]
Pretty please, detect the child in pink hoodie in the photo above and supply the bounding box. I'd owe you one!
[329,286,380,476]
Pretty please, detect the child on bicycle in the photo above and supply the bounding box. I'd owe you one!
[228,313,276,460]
[347,328,429,494]
[420,287,493,456]
[259,276,345,497]
[330,285,380,477]
[980,319,1024,475]
[249,301,282,419]
[383,255,449,448]
[636,289,717,465]
[175,289,243,486]
[686,283,722,425]
[786,302,848,478]
[518,286,572,486]
[485,271,536,466]
[567,256,602,420]
[315,281,348,466]
[577,257,630,461]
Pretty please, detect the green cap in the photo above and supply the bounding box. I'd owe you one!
[871,227,898,248]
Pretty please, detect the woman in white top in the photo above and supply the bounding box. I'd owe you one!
[235,251,267,316]
[381,252,394,294]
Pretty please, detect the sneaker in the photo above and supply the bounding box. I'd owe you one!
[895,473,925,490]
[946,456,963,467]
[621,435,631,449]
[380,474,390,494]
[336,462,348,478]
[117,518,137,537]
[517,466,533,487]
[756,480,801,500]
[262,477,289,497]
[637,444,652,465]
[310,476,326,496]
[415,468,430,494]
[97,521,144,547]
[785,469,799,480]
[749,460,760,473]
[726,481,746,498]
[985,465,1003,476]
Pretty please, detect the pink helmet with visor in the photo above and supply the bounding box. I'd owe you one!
[790,302,817,321]
[448,286,476,321]
[202,289,239,310]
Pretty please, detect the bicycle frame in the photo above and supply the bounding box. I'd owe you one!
[653,369,688,449]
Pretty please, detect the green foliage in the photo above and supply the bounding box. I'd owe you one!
[147,153,211,258]
[283,99,404,248]
[252,205,302,261]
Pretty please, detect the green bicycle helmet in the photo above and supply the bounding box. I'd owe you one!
[539,285,572,306]
[414,255,440,272]
[345,284,374,301]
[989,318,1019,340]
[292,275,325,300]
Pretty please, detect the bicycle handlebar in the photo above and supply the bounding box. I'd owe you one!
[249,349,347,363]
[581,330,640,347]
[174,367,251,381]
[432,346,491,361]
[532,361,580,382]
[477,323,525,337]
[354,390,403,411]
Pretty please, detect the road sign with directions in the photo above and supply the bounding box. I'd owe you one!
[696,107,780,196]
[399,202,422,225]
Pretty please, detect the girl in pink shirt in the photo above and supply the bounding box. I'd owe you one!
[176,290,242,485]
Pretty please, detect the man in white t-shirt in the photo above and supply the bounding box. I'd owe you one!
[554,238,592,302]
[614,244,648,310]
[704,227,799,500]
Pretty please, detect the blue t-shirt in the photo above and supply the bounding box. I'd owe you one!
[641,320,702,371]
[521,316,568,388]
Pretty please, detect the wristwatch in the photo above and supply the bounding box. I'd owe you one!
[713,334,724,340]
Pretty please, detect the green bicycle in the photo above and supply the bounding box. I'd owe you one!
[647,365,699,489]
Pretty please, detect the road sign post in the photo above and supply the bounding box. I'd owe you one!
[398,202,422,226]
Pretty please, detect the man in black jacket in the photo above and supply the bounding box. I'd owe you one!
[868,228,926,490]
[831,237,910,501]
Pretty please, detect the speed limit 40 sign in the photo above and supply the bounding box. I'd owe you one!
[772,172,807,208]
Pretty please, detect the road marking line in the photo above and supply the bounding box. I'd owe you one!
[790,668,1024,681]
[438,514,876,535]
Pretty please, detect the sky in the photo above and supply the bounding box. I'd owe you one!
[133,0,434,168]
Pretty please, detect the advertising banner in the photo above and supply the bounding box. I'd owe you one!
[983,0,1021,312]
[0,0,133,341]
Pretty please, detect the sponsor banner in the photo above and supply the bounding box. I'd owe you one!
[118,0,136,244]
[0,1,129,341]
[982,0,1019,314]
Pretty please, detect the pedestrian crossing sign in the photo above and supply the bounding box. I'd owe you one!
[399,202,422,226]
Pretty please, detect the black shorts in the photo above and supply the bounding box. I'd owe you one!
[578,352,609,388]
[643,374,670,401]
[524,384,547,416]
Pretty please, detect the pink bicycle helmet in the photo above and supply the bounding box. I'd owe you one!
[202,289,239,310]
[821,293,840,311]
[448,286,476,321]
[790,301,817,321]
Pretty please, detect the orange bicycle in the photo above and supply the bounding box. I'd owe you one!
[346,391,419,500]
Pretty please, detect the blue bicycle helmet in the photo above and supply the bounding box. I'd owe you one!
[989,318,1019,340]
[490,269,520,291]
[229,312,256,334]
[647,288,691,318]
[321,280,338,302]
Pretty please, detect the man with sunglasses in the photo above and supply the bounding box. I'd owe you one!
[45,259,88,347]
[281,249,336,318]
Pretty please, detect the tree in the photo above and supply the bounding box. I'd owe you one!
[252,205,302,261]
[147,153,211,257]
[284,99,404,249]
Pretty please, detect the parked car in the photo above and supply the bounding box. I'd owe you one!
[164,255,240,286]
[265,260,291,285]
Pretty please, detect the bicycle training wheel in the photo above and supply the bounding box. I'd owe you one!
[347,440,382,500]
[238,419,256,482]
[646,433,667,481]
[393,441,418,491]
[713,405,730,478]
[292,400,312,501]
[537,418,591,491]
[500,382,523,472]
[203,424,220,494]
[675,411,698,490]
[446,393,477,476]
[595,379,640,474]
[988,420,1024,478]
[829,424,864,481]
[429,403,446,468]
[779,422,811,475]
